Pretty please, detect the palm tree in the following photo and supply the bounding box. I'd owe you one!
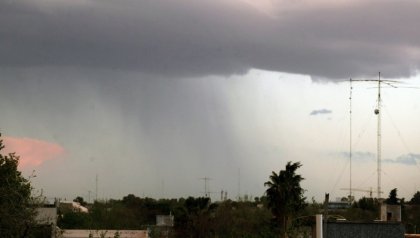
[264,161,306,238]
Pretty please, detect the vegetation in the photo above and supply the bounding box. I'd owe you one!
[58,195,276,237]
[0,133,37,237]
[58,162,309,237]
[264,161,306,238]
[59,161,420,237]
[386,188,401,205]
[410,191,420,205]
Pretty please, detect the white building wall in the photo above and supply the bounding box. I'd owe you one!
[35,207,58,226]
[60,230,148,238]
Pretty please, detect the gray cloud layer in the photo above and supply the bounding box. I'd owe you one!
[339,151,375,161]
[383,153,420,165]
[339,152,420,166]
[2,0,420,79]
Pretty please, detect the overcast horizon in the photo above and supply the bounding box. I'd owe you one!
[2,0,420,202]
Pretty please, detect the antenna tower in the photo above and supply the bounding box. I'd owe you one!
[95,174,98,201]
[349,78,353,202]
[351,72,399,199]
[238,168,241,200]
[376,73,382,199]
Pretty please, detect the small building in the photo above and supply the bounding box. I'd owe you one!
[156,214,174,227]
[381,204,402,222]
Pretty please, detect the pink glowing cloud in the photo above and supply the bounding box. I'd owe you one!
[2,136,65,168]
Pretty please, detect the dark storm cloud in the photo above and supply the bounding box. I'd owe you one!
[310,109,332,116]
[2,0,420,79]
[0,70,244,197]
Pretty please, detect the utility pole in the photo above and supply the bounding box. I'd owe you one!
[238,168,241,201]
[161,180,165,199]
[95,174,98,201]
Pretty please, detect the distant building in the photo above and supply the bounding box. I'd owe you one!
[327,201,351,210]
[156,214,174,227]
[35,206,58,226]
[153,214,175,238]
[381,204,402,222]
[59,201,89,213]
[34,199,59,238]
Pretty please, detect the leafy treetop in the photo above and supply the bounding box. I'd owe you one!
[0,133,36,237]
[264,161,306,238]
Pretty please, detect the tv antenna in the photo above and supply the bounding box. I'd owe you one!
[199,177,212,198]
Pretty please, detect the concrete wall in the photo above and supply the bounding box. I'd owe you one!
[60,230,148,238]
[324,221,405,238]
[35,207,58,226]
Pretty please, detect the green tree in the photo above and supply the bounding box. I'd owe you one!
[0,133,36,237]
[264,161,306,238]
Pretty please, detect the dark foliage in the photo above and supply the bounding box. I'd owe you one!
[410,191,420,205]
[0,133,36,237]
[386,188,400,205]
[264,161,306,238]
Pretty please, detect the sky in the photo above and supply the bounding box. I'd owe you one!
[1,0,420,202]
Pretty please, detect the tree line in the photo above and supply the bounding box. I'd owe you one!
[3,131,420,237]
[59,195,278,237]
